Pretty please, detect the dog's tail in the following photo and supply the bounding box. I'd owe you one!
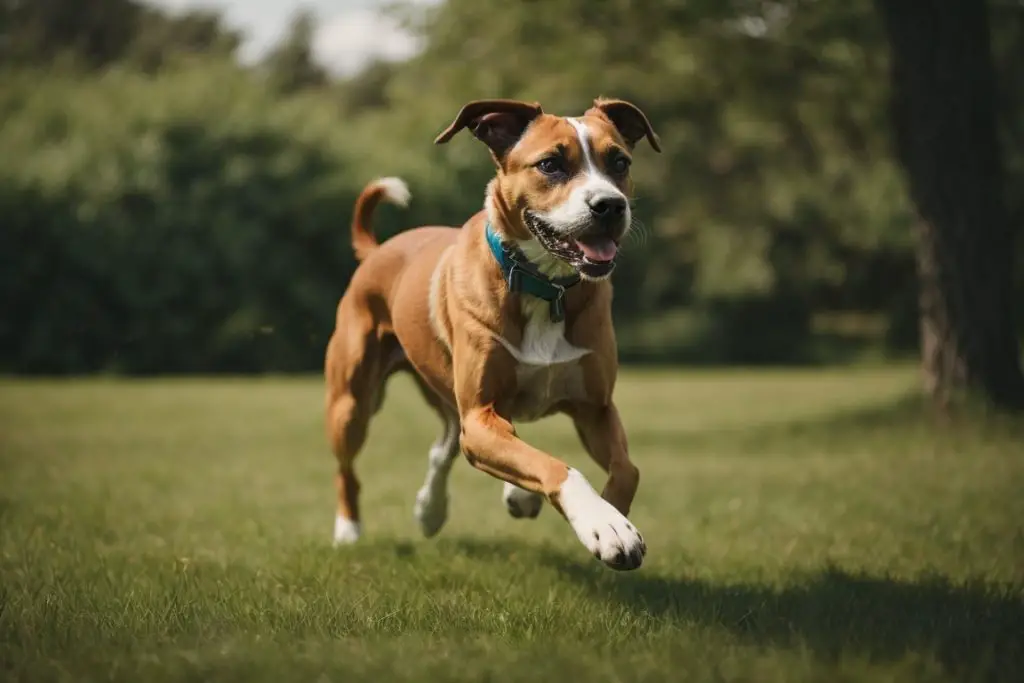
[351,176,411,261]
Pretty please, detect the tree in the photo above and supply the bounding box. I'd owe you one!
[0,0,141,68]
[261,10,328,95]
[0,0,240,72]
[128,7,241,72]
[874,0,1024,409]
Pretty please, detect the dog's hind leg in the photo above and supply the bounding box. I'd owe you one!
[324,311,395,545]
[411,377,460,537]
[502,482,544,519]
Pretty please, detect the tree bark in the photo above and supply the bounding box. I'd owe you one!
[874,0,1024,410]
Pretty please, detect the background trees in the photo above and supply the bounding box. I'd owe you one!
[2,0,1021,407]
[874,0,1024,408]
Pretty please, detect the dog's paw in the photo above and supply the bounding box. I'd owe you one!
[333,515,361,545]
[559,469,645,571]
[503,482,544,519]
[414,486,448,538]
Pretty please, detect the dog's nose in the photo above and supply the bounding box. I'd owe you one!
[588,195,627,219]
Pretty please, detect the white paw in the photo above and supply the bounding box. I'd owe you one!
[413,420,458,539]
[333,515,361,545]
[503,482,543,519]
[559,469,645,570]
[414,486,448,538]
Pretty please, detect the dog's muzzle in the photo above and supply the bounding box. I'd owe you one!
[523,211,625,279]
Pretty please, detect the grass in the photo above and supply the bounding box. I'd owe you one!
[1,365,1022,682]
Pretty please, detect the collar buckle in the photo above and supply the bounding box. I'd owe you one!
[507,262,523,292]
[549,289,567,322]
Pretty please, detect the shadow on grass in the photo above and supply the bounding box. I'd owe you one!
[448,538,1023,682]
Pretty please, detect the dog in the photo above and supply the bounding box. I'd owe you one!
[324,97,661,570]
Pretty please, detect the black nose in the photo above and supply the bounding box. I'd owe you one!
[588,195,627,219]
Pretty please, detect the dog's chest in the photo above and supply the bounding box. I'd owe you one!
[495,298,590,423]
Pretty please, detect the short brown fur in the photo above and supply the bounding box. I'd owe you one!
[324,97,659,568]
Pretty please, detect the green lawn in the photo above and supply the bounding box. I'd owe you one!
[1,367,1022,682]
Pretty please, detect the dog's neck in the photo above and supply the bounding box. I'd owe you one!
[483,186,591,367]
[484,190,577,280]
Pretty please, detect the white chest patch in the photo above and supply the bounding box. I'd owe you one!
[494,297,590,422]
[495,297,590,367]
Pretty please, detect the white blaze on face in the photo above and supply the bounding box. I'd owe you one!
[533,118,631,237]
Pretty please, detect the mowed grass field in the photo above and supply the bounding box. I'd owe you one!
[1,366,1022,682]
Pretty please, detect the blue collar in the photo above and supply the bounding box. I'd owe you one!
[485,222,581,322]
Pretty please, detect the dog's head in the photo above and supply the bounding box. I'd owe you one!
[435,98,661,280]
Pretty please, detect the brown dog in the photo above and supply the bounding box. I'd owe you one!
[324,98,661,570]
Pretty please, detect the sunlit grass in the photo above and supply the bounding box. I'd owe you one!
[1,366,1022,682]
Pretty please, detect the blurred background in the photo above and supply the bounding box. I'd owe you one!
[1,0,1021,377]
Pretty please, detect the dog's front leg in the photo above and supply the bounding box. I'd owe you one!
[570,402,640,517]
[459,405,646,570]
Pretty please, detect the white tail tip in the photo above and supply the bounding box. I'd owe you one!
[374,176,411,208]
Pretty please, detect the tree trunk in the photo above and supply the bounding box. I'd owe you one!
[874,0,1024,410]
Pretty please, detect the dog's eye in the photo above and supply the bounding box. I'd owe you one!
[610,155,632,175]
[536,157,566,176]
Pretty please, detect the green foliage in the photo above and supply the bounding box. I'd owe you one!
[0,0,241,71]
[0,0,142,68]
[0,65,370,373]
[359,0,924,346]
[261,10,329,95]
[0,0,1021,373]
[389,2,916,297]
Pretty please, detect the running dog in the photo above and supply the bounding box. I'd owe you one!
[324,98,661,570]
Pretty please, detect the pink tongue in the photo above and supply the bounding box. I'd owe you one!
[576,237,618,262]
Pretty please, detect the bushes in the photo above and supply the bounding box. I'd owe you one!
[0,65,367,374]
[0,60,952,374]
[2,0,1020,374]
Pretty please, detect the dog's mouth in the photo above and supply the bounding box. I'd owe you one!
[523,211,619,279]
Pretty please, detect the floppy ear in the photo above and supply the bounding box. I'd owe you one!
[586,97,662,152]
[434,99,544,159]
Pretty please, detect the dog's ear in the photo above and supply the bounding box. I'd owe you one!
[434,99,544,159]
[586,98,662,153]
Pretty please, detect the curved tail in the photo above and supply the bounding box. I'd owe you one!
[351,177,411,261]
